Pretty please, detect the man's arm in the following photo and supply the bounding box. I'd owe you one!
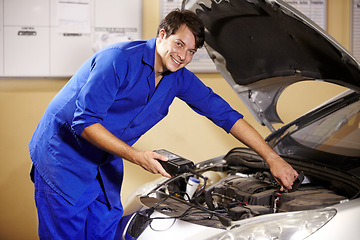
[230,118,298,191]
[81,123,171,178]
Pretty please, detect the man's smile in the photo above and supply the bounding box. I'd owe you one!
[171,55,182,66]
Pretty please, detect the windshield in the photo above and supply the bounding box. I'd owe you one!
[290,99,360,157]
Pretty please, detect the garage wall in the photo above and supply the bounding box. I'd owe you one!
[0,0,351,239]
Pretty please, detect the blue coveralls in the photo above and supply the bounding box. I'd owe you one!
[29,38,243,239]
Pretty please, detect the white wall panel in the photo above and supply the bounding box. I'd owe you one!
[50,28,94,76]
[4,26,50,76]
[4,0,49,26]
[92,0,142,53]
[3,0,50,76]
[0,0,4,75]
[94,0,141,29]
[50,0,95,27]
[1,0,142,77]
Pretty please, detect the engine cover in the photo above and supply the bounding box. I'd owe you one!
[205,175,276,209]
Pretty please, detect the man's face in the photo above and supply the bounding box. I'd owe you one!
[156,24,197,73]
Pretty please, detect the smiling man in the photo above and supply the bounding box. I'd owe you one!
[29,9,298,240]
[156,24,197,73]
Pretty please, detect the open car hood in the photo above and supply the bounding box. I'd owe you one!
[183,0,360,131]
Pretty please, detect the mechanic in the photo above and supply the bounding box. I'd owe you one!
[29,9,299,239]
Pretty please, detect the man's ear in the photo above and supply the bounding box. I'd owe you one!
[158,29,166,40]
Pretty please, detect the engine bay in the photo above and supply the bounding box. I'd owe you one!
[139,148,355,229]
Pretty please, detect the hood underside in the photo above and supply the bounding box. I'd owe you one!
[183,0,360,129]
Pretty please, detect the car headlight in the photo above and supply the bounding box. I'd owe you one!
[206,209,337,240]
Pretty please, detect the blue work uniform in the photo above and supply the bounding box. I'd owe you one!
[29,38,243,239]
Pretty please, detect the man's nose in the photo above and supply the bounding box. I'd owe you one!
[178,48,186,61]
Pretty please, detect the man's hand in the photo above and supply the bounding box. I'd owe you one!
[81,123,172,178]
[266,154,299,191]
[230,119,299,191]
[131,151,172,178]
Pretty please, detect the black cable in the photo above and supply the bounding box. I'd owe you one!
[145,169,233,227]
[189,169,233,227]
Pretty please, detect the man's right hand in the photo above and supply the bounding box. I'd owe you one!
[132,150,172,178]
[81,123,172,178]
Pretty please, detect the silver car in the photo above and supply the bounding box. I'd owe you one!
[118,0,360,239]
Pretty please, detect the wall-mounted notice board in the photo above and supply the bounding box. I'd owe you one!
[283,0,327,30]
[0,0,142,78]
[352,0,360,61]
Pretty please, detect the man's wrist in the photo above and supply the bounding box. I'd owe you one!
[262,151,282,166]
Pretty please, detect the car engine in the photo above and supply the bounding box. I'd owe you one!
[139,148,353,229]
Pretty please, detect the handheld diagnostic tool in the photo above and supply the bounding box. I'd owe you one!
[154,149,195,176]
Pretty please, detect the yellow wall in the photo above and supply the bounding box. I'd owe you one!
[0,0,351,239]
[327,0,351,50]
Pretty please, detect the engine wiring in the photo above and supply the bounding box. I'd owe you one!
[143,168,235,228]
[133,165,354,235]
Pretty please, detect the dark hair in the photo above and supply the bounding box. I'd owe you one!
[157,9,205,49]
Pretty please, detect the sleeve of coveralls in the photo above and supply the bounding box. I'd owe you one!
[71,50,128,137]
[177,70,243,133]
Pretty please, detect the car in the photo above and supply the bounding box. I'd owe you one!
[118,0,360,239]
